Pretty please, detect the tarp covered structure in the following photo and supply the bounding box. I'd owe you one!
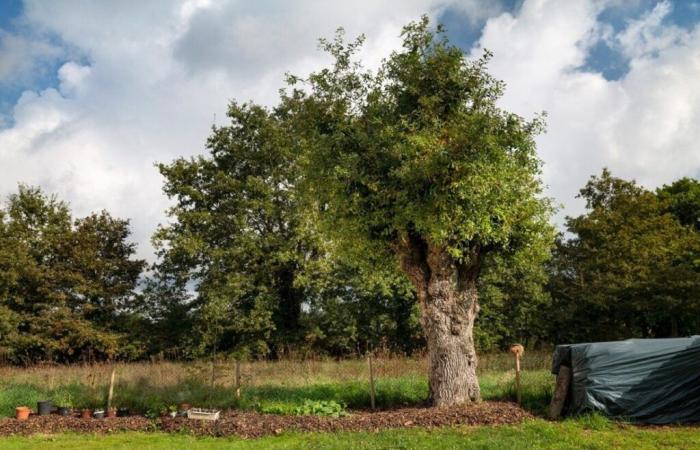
[551,337,700,423]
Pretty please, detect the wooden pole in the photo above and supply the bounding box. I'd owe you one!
[510,344,524,406]
[548,365,571,419]
[106,364,116,410]
[367,354,376,410]
[515,355,521,405]
[235,360,241,399]
[210,359,216,389]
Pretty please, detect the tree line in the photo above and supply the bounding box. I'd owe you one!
[1,18,699,373]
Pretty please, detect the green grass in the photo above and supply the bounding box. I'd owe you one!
[1,418,699,449]
[0,370,551,417]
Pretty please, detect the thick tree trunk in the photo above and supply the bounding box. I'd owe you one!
[398,233,481,407]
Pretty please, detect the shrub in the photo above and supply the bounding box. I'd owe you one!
[52,389,74,408]
[259,399,347,417]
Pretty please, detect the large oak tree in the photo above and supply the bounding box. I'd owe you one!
[284,18,552,405]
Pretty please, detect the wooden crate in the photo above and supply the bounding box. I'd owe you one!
[186,408,221,421]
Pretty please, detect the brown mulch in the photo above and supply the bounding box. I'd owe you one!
[0,401,531,439]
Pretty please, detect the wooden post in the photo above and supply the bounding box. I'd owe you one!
[510,344,524,406]
[235,360,241,399]
[210,359,216,389]
[106,364,116,410]
[548,365,571,419]
[367,353,376,410]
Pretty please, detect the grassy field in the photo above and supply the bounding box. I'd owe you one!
[2,352,698,449]
[0,352,553,416]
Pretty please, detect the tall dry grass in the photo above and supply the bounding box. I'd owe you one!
[0,351,551,390]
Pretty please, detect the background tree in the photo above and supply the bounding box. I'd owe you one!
[285,18,553,405]
[154,103,319,358]
[0,186,144,363]
[476,243,552,351]
[547,170,700,341]
[657,177,700,230]
[300,255,423,357]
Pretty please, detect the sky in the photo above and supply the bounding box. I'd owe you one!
[1,0,700,261]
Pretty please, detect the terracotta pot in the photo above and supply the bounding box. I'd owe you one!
[106,408,117,418]
[178,402,192,411]
[80,408,92,419]
[16,406,30,421]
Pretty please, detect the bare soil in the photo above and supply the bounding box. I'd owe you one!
[0,401,530,439]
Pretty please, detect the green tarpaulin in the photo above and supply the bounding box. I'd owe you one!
[551,337,700,423]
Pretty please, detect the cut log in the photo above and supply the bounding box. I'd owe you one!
[548,365,571,419]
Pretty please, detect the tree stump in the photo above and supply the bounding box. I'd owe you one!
[548,365,571,419]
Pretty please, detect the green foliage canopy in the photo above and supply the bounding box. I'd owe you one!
[548,170,700,341]
[0,186,144,363]
[284,19,552,266]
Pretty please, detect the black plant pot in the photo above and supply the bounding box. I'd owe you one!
[37,400,53,416]
[117,407,129,417]
[57,407,71,416]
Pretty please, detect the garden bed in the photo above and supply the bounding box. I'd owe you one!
[0,401,530,439]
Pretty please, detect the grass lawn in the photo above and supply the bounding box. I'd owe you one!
[2,418,700,449]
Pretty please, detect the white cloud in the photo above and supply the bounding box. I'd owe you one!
[57,62,91,95]
[617,0,684,59]
[0,0,449,261]
[1,0,700,261]
[0,29,63,86]
[471,0,700,223]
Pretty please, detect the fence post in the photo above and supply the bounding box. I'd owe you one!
[510,344,524,405]
[107,364,116,410]
[367,353,376,410]
[235,360,241,398]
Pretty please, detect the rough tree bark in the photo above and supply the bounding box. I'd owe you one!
[398,232,481,407]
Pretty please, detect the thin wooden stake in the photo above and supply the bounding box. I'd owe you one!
[368,354,376,410]
[510,344,524,406]
[106,364,116,410]
[235,360,241,399]
[515,355,521,405]
[210,360,216,388]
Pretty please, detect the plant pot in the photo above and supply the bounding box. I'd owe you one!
[16,406,30,421]
[57,407,72,416]
[106,408,117,418]
[117,407,129,417]
[80,409,92,419]
[178,402,192,411]
[93,409,105,419]
[37,400,53,416]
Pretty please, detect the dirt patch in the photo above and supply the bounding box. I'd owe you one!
[0,402,530,439]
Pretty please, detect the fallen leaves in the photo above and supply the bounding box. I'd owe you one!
[0,401,531,439]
